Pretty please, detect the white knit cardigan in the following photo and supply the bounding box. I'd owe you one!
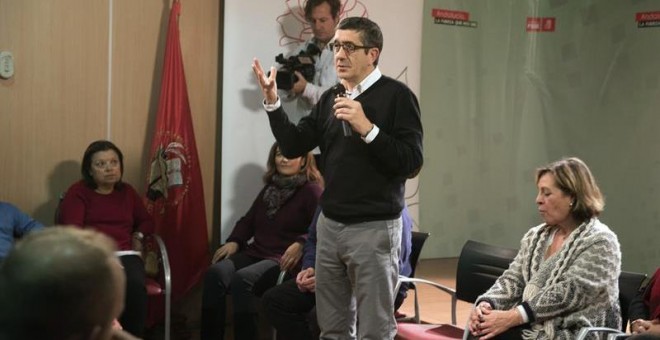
[477,218,621,339]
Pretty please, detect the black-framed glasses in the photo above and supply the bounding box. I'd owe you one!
[328,41,374,54]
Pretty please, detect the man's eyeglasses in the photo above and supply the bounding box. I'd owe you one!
[329,41,374,54]
[92,159,120,169]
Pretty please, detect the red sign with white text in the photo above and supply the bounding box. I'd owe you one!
[432,9,469,21]
[636,11,660,21]
[432,8,477,28]
[527,17,556,32]
[636,11,660,28]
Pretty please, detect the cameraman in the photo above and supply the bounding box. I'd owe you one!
[283,0,340,122]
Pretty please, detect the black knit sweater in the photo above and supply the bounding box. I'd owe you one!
[267,75,423,223]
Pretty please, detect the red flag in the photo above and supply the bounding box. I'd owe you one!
[145,0,209,320]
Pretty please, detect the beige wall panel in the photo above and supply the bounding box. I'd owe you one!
[0,0,108,223]
[0,0,218,236]
[178,0,220,237]
[111,0,166,188]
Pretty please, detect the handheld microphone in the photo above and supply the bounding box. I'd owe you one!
[332,83,352,137]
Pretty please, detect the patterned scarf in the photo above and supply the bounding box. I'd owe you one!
[262,173,307,219]
[646,267,660,320]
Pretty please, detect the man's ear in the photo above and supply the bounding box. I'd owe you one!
[368,48,380,65]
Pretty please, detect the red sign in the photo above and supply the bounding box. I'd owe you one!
[636,11,660,28]
[636,11,660,22]
[542,17,556,32]
[527,17,556,32]
[432,8,469,21]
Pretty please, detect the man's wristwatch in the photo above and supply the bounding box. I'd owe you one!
[133,231,144,240]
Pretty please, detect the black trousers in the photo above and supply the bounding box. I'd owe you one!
[262,278,317,340]
[119,255,147,338]
[201,252,277,340]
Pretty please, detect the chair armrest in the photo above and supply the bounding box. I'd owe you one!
[277,270,287,285]
[398,276,459,325]
[399,276,456,296]
[575,326,625,340]
[151,235,172,295]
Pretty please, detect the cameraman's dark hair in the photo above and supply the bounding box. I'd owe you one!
[305,0,341,21]
[337,17,383,66]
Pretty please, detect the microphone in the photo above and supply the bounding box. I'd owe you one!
[332,83,352,137]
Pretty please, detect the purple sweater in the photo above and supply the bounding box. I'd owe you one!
[226,181,322,262]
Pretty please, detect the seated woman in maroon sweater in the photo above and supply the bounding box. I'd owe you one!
[58,140,154,338]
[201,142,323,340]
[630,268,660,338]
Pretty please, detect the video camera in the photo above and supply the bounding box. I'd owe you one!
[272,43,321,91]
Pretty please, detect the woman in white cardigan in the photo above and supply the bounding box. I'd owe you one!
[467,157,621,340]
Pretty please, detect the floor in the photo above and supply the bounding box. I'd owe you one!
[147,257,470,340]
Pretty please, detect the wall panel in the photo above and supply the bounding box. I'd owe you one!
[419,0,660,273]
[0,0,108,222]
[0,0,219,237]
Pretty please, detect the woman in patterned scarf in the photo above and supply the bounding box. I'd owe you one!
[201,142,323,340]
[467,157,621,340]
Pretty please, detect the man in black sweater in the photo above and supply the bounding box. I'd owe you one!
[252,17,423,339]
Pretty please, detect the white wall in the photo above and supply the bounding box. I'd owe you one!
[221,0,424,238]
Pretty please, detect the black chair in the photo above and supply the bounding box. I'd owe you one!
[396,239,518,339]
[575,271,648,340]
[397,231,431,323]
[409,231,431,278]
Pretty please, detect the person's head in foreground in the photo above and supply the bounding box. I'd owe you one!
[0,227,126,340]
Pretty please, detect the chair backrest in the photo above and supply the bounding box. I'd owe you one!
[409,231,430,279]
[618,271,647,332]
[53,191,66,224]
[455,240,518,303]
